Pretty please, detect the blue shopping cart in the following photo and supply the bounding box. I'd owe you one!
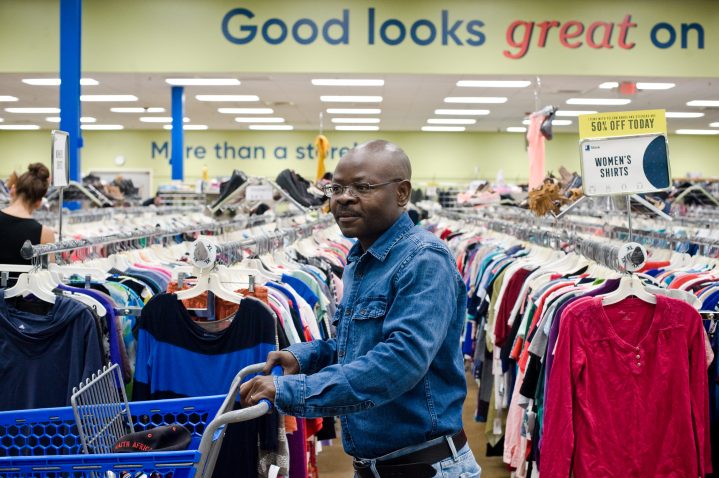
[0,363,272,477]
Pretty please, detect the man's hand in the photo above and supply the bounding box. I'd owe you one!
[262,351,301,375]
[239,376,276,408]
[238,352,301,408]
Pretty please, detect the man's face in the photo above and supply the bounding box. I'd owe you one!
[330,152,404,248]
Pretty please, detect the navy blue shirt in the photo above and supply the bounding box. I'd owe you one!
[0,291,103,411]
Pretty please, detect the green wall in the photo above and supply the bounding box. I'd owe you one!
[1,130,716,192]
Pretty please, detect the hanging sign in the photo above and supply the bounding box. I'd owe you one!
[577,109,670,196]
[245,184,274,201]
[51,130,70,187]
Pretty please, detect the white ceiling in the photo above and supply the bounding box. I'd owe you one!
[0,73,718,133]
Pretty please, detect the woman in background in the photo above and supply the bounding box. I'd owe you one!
[0,163,54,264]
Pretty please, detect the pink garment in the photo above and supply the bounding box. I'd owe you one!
[527,115,545,191]
[503,368,526,468]
[133,263,172,281]
[541,296,712,478]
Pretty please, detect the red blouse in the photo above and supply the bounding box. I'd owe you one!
[541,295,712,478]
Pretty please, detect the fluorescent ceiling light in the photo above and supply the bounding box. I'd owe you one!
[139,116,189,123]
[335,125,380,131]
[507,127,527,133]
[326,108,381,114]
[566,98,631,105]
[312,79,384,86]
[196,94,259,102]
[166,78,240,86]
[218,107,273,114]
[81,95,138,102]
[665,112,705,118]
[234,117,285,123]
[111,107,165,113]
[687,100,719,107]
[710,122,719,127]
[457,80,530,88]
[599,82,618,89]
[22,78,60,86]
[81,124,124,130]
[555,110,597,117]
[444,97,507,104]
[320,96,382,103]
[0,118,3,122]
[421,126,466,132]
[637,82,675,90]
[427,118,476,125]
[523,119,572,126]
[0,96,19,102]
[675,129,719,135]
[248,125,294,130]
[45,116,96,123]
[21,78,98,86]
[0,124,40,130]
[6,107,60,113]
[331,118,380,124]
[163,124,209,130]
[434,109,490,115]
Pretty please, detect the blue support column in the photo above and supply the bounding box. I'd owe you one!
[59,0,82,181]
[171,86,185,181]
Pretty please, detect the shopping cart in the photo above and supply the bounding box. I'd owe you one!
[0,363,272,477]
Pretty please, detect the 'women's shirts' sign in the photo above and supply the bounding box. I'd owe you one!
[578,110,670,196]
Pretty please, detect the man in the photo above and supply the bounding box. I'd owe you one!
[240,140,480,478]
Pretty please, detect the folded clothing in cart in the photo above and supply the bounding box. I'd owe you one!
[112,424,192,453]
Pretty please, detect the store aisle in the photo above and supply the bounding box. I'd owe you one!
[316,371,508,478]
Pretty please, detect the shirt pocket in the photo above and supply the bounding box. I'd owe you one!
[348,296,388,360]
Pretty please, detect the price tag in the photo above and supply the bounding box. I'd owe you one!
[51,130,69,187]
[246,184,273,201]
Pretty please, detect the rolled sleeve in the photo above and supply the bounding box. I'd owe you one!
[274,374,306,415]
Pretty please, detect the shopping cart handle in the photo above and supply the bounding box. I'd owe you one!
[258,398,274,411]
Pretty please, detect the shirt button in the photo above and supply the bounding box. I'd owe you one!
[636,362,642,366]
[635,354,641,359]
[360,309,366,315]
[345,310,351,316]
[338,350,345,358]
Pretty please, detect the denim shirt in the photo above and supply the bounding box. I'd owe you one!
[274,213,468,458]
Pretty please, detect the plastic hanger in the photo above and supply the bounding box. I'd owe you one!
[175,269,245,304]
[4,270,57,304]
[601,274,657,306]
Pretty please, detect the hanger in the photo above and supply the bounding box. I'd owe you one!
[4,268,57,304]
[601,274,657,306]
[175,268,246,304]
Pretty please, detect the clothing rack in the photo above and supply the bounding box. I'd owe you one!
[19,214,277,263]
[444,212,633,273]
[211,214,335,265]
[33,205,207,225]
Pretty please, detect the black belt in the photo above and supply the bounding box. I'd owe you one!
[353,430,467,478]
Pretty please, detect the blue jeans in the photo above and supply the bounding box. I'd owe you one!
[354,443,481,478]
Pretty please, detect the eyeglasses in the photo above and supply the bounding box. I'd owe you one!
[323,179,406,198]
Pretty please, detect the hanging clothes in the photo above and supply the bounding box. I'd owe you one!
[0,290,103,411]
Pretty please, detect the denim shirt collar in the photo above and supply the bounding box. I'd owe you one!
[347,212,414,263]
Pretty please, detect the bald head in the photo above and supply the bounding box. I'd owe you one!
[331,139,413,250]
[340,139,412,182]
